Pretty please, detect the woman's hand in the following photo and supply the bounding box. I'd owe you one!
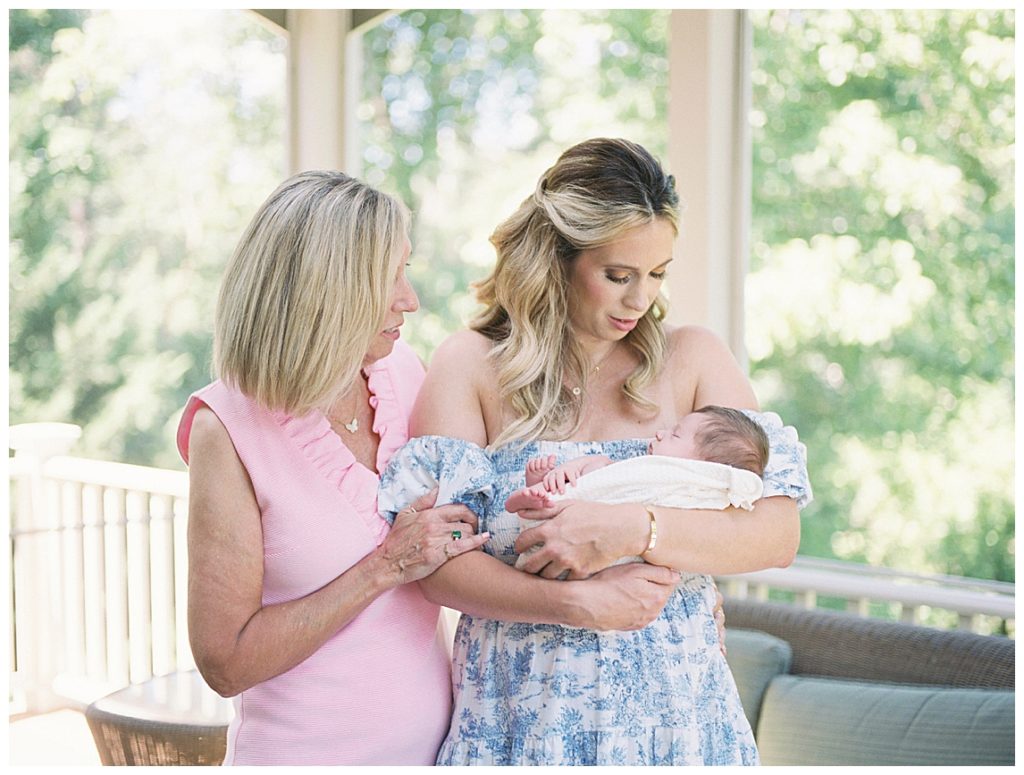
[564,563,680,630]
[713,584,727,656]
[513,499,646,579]
[378,487,490,584]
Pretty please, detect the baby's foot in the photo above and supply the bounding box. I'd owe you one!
[505,484,554,513]
[525,454,558,486]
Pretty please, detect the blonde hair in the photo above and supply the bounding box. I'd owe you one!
[214,171,410,415]
[472,138,680,448]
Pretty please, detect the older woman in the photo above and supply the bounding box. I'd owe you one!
[384,138,812,765]
[177,170,684,765]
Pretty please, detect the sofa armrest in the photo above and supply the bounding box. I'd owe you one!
[723,628,792,733]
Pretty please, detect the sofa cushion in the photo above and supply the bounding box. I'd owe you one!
[723,628,792,732]
[756,674,1015,765]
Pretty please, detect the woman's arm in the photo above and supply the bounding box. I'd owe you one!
[411,331,679,628]
[187,407,485,697]
[514,326,802,578]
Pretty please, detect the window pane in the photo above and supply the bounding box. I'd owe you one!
[9,9,286,467]
[359,9,669,356]
[747,10,1014,583]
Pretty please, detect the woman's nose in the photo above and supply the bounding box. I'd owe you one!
[624,285,650,312]
[393,275,419,313]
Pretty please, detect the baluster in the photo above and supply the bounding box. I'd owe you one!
[795,590,817,609]
[82,483,107,680]
[150,494,177,676]
[126,489,153,683]
[172,495,193,672]
[900,604,918,625]
[61,481,86,677]
[846,597,870,617]
[104,487,130,687]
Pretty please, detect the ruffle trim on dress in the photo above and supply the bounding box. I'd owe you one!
[274,406,386,543]
[364,358,409,472]
[436,725,759,766]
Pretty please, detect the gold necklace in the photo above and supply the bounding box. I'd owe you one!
[328,388,362,433]
[570,344,618,397]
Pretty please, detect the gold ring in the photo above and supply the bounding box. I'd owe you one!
[443,544,452,558]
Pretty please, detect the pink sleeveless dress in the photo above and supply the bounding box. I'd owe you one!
[176,341,452,765]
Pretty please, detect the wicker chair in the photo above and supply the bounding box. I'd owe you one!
[85,670,233,766]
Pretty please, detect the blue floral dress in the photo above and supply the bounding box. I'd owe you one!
[378,411,811,766]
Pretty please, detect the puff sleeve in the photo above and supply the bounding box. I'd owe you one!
[740,410,813,509]
[378,435,496,528]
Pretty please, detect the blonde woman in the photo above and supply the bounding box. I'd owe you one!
[380,138,811,765]
[175,171,494,765]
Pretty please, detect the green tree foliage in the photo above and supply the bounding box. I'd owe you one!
[9,10,285,468]
[9,9,1013,585]
[746,10,1014,581]
[359,9,669,358]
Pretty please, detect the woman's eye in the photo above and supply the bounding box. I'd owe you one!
[650,270,667,280]
[606,274,630,285]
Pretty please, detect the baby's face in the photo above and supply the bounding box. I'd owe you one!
[648,414,707,458]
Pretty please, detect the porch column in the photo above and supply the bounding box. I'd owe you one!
[284,9,360,175]
[666,9,752,367]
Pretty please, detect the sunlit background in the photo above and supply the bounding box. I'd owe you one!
[9,7,1014,598]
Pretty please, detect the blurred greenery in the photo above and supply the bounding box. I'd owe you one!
[746,10,1014,581]
[358,9,671,359]
[8,9,1014,584]
[9,9,286,467]
[360,9,1014,584]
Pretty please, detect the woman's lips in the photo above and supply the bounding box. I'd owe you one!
[610,316,638,332]
[382,325,401,341]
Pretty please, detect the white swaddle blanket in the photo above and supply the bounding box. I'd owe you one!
[515,455,764,569]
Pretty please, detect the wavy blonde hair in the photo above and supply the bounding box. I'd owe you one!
[472,138,680,448]
[214,171,409,415]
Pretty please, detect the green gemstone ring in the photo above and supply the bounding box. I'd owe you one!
[451,530,462,540]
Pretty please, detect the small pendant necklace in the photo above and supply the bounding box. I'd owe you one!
[571,345,617,397]
[329,384,363,433]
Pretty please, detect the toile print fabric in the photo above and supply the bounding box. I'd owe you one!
[378,411,811,766]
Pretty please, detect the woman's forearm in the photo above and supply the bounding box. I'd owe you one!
[191,549,401,697]
[418,551,580,624]
[418,549,682,632]
[642,496,800,574]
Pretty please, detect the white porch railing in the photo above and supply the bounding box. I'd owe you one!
[8,423,1016,716]
[718,557,1015,637]
[9,424,193,714]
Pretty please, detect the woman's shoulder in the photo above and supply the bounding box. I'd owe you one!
[428,329,500,390]
[414,329,497,444]
[663,322,728,353]
[431,328,494,362]
[660,323,756,411]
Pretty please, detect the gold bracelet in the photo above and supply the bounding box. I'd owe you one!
[642,506,658,555]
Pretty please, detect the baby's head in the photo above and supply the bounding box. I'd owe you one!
[649,405,770,476]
